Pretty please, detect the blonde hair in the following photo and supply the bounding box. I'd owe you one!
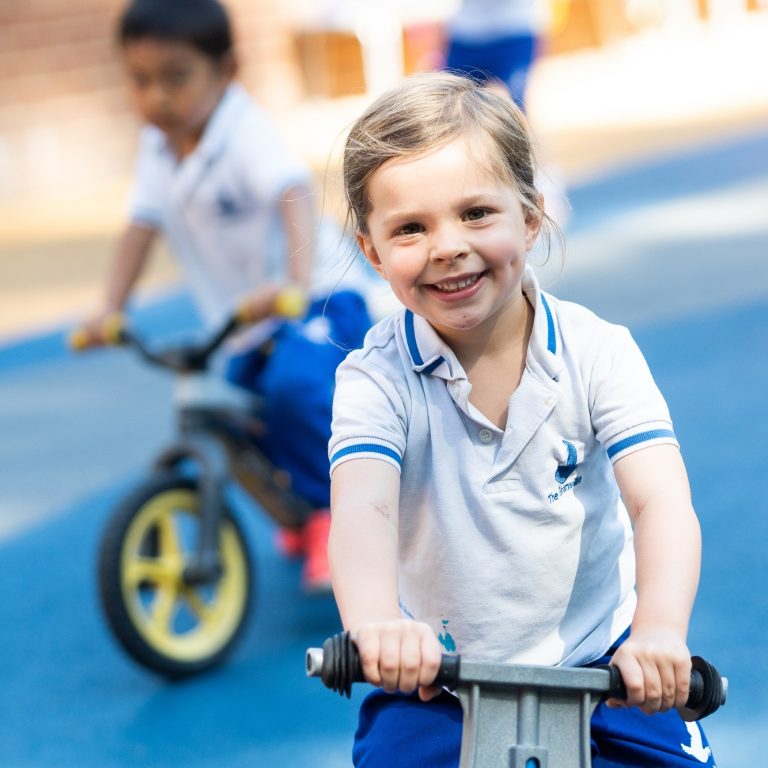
[343,71,550,242]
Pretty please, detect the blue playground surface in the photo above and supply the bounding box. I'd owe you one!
[1,128,766,766]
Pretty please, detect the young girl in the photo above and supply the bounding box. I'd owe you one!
[327,72,716,766]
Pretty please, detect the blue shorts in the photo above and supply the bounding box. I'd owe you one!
[225,290,371,509]
[352,637,717,768]
[445,32,538,110]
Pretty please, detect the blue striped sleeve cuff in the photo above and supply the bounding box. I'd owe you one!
[329,438,402,474]
[605,424,678,463]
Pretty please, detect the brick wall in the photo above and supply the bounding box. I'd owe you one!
[0,0,306,202]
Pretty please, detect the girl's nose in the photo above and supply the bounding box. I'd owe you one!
[428,225,469,264]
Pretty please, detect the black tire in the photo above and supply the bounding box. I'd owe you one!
[98,472,253,678]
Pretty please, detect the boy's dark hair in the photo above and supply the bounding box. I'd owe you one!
[118,0,233,60]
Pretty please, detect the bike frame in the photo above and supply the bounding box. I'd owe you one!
[124,333,311,586]
[450,660,610,768]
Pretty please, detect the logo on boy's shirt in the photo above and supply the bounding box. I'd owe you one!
[216,190,246,218]
[549,439,582,503]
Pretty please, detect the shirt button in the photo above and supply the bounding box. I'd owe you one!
[478,428,494,443]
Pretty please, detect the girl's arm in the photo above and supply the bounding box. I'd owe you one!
[611,443,701,714]
[328,458,443,700]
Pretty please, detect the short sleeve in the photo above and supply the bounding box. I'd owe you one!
[588,325,678,463]
[329,352,409,475]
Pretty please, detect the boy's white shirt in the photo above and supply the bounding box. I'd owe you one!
[329,266,679,667]
[127,83,358,334]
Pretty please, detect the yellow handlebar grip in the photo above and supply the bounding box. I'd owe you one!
[235,303,253,326]
[68,313,125,351]
[273,286,307,319]
[68,328,90,351]
[101,313,126,345]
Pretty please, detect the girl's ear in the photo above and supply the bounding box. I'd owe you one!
[524,197,544,251]
[357,232,388,280]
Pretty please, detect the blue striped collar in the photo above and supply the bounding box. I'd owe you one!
[402,267,562,379]
[403,310,454,378]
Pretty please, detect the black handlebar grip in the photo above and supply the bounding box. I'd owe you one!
[596,655,726,720]
[306,631,460,698]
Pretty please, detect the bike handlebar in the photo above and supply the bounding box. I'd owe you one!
[306,631,727,722]
[68,286,308,372]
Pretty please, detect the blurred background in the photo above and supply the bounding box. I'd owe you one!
[1,0,767,766]
[2,0,767,337]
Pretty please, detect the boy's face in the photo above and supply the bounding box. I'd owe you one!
[122,38,234,144]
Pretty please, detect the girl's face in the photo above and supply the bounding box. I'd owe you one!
[122,38,234,152]
[357,137,541,344]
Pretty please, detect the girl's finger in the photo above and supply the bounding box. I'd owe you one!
[377,625,402,693]
[636,657,662,714]
[398,629,422,694]
[356,627,382,688]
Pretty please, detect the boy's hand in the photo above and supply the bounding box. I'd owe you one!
[236,283,306,325]
[608,626,691,714]
[70,312,125,350]
[354,619,444,701]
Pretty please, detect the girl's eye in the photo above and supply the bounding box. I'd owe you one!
[464,207,489,221]
[395,222,423,236]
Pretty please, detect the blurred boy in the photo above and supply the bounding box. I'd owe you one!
[87,0,371,591]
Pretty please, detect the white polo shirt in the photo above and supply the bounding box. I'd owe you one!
[329,267,679,667]
[128,84,349,332]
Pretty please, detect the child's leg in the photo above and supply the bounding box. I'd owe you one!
[226,290,371,508]
[226,290,371,589]
[353,689,462,768]
[444,33,537,110]
[253,290,371,507]
[591,702,717,767]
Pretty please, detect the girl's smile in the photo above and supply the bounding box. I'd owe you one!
[427,269,488,300]
[357,136,540,347]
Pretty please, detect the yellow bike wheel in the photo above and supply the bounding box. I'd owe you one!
[98,472,253,678]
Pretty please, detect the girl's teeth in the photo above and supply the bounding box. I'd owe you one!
[435,274,479,292]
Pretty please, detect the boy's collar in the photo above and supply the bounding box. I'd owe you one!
[195,82,247,159]
[401,266,563,382]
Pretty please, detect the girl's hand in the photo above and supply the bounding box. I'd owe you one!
[607,626,691,714]
[354,619,444,701]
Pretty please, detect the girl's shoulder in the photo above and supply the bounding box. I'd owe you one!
[546,293,626,338]
[544,293,638,362]
[343,312,404,368]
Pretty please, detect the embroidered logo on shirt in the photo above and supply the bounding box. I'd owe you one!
[216,190,243,217]
[555,440,578,483]
[549,439,583,503]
